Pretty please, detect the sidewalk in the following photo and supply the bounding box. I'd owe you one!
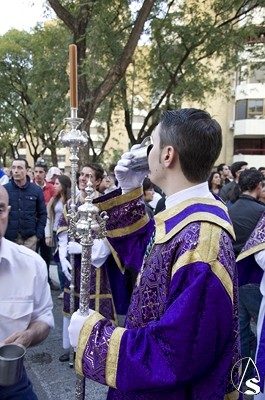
[24,264,108,400]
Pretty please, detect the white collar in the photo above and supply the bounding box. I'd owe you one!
[165,182,215,210]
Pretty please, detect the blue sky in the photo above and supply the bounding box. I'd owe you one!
[0,0,52,35]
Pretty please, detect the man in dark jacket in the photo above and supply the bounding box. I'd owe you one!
[4,158,47,251]
[219,160,248,204]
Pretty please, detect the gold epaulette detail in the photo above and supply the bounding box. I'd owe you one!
[154,198,235,244]
[237,242,265,262]
[171,222,233,302]
[106,326,126,388]
[56,226,68,235]
[96,187,143,211]
[75,312,104,376]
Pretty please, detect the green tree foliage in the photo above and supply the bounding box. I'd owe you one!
[0,0,264,165]
[136,0,265,142]
[47,0,265,159]
[0,25,70,164]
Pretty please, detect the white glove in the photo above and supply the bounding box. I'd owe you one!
[115,145,147,194]
[68,309,95,348]
[67,240,111,269]
[92,239,111,268]
[58,231,72,281]
[61,258,72,281]
[68,241,82,254]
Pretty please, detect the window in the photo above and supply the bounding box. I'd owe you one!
[235,100,247,120]
[249,66,265,84]
[234,138,265,155]
[248,99,263,119]
[57,155,65,163]
[235,99,264,120]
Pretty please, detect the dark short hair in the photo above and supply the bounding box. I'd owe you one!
[13,157,29,169]
[230,161,248,178]
[143,177,154,193]
[83,163,104,181]
[217,163,227,174]
[238,169,264,192]
[159,108,222,182]
[35,160,48,172]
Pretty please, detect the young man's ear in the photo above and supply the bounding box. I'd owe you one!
[95,178,102,189]
[163,146,176,167]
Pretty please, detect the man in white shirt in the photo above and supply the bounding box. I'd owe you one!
[0,185,54,399]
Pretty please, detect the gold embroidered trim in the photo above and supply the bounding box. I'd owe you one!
[64,288,112,300]
[108,214,149,238]
[95,268,101,311]
[105,326,126,388]
[154,197,234,244]
[154,197,227,225]
[97,187,143,211]
[106,240,125,274]
[237,242,265,262]
[224,390,239,400]
[56,226,68,235]
[155,211,234,244]
[75,312,104,376]
[171,223,233,302]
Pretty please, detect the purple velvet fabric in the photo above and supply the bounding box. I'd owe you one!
[239,211,265,390]
[80,195,240,399]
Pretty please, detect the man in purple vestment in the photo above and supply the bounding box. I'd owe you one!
[237,211,265,396]
[57,163,117,362]
[69,109,241,399]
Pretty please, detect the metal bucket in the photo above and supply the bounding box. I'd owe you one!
[0,343,26,386]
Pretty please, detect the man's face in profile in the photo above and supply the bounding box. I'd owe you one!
[0,187,10,239]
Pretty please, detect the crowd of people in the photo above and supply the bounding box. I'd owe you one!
[0,107,265,399]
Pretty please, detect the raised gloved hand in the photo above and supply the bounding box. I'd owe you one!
[58,231,72,281]
[67,241,82,255]
[115,145,148,194]
[68,309,95,348]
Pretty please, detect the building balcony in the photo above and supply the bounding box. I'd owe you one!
[232,153,265,169]
[235,83,265,101]
[234,118,265,137]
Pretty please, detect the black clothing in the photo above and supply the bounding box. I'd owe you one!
[154,195,166,215]
[228,194,265,256]
[145,202,154,218]
[219,180,237,202]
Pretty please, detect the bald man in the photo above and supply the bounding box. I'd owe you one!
[0,185,54,399]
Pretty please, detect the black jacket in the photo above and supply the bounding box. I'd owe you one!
[228,194,265,256]
[4,177,47,241]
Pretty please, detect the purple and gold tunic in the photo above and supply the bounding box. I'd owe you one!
[57,196,117,324]
[237,211,265,392]
[76,188,241,399]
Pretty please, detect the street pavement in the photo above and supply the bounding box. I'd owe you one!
[24,264,108,400]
